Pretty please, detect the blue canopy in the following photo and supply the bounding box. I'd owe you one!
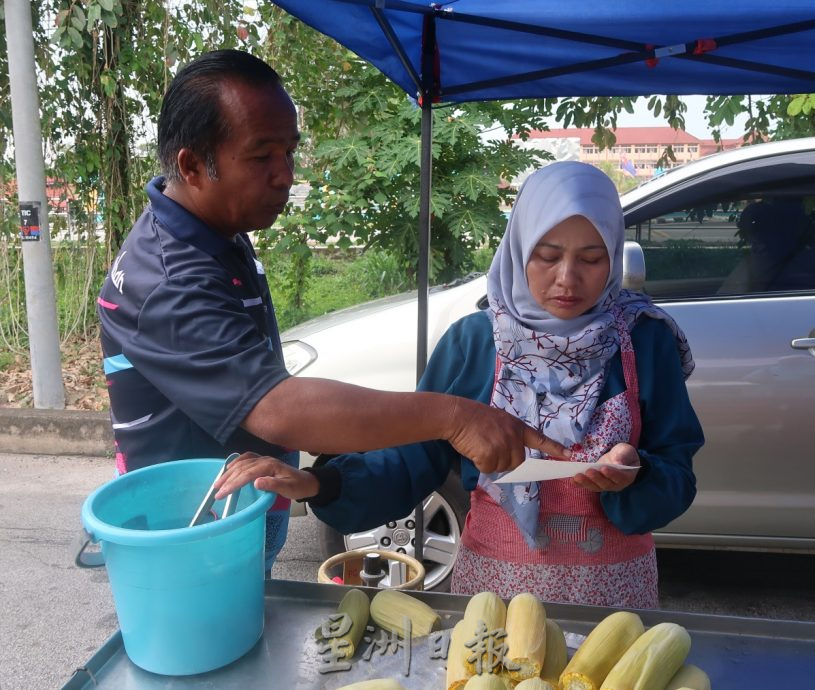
[270,1,815,562]
[272,0,815,102]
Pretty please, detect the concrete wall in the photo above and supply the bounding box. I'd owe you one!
[0,408,113,456]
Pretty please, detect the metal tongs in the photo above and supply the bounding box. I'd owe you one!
[188,453,241,527]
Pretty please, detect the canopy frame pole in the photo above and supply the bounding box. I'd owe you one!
[676,51,815,83]
[371,7,422,93]
[446,45,815,98]
[411,11,440,567]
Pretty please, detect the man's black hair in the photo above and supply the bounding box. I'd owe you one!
[158,49,283,182]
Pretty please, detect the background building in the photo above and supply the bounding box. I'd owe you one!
[514,126,742,188]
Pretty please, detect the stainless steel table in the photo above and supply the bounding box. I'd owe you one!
[63,579,815,689]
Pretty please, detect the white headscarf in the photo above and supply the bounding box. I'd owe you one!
[481,162,694,548]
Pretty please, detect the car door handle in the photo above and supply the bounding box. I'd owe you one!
[790,338,815,350]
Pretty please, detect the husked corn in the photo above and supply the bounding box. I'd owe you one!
[447,621,474,690]
[369,589,441,638]
[336,680,406,690]
[600,622,691,690]
[504,593,547,682]
[559,611,645,690]
[460,592,508,676]
[514,678,557,690]
[461,592,508,632]
[539,618,568,686]
[315,588,370,659]
[462,673,512,690]
[664,662,712,690]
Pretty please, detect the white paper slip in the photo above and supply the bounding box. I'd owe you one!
[494,458,639,483]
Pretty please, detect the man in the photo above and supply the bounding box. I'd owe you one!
[98,49,566,571]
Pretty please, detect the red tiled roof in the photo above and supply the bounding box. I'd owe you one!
[698,138,743,156]
[0,177,78,213]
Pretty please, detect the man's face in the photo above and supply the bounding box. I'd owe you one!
[197,80,300,238]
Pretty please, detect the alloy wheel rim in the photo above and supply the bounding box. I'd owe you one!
[342,491,460,590]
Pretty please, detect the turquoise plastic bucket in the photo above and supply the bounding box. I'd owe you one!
[79,459,275,676]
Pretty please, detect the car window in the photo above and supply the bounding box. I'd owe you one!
[625,184,815,300]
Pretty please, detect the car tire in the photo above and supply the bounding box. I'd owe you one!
[317,472,470,592]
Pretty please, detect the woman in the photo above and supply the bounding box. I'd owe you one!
[216,162,704,607]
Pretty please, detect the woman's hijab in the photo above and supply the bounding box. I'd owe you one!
[489,160,625,336]
[481,162,694,548]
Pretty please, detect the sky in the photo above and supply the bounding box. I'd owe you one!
[613,94,750,139]
[482,94,753,145]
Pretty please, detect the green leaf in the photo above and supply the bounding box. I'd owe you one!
[67,26,84,49]
[98,0,114,11]
[56,30,72,49]
[445,207,481,235]
[314,137,368,168]
[453,170,495,202]
[101,10,118,28]
[787,98,803,117]
[100,73,117,99]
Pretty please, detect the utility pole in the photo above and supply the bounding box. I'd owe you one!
[5,0,65,409]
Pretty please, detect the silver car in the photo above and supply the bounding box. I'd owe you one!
[283,137,815,590]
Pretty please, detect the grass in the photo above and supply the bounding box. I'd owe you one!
[0,241,491,408]
[0,246,428,407]
[260,248,416,331]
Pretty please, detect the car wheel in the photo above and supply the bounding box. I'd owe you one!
[317,473,470,591]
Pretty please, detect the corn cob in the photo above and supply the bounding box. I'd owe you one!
[460,592,508,675]
[559,611,644,690]
[335,680,407,690]
[369,589,441,638]
[664,662,711,690]
[315,588,370,659]
[462,673,512,690]
[600,622,691,690]
[504,592,547,682]
[514,678,558,690]
[447,621,474,690]
[461,591,508,632]
[540,618,568,686]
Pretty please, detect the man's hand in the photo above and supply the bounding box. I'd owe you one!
[572,442,640,492]
[446,398,570,474]
[214,452,319,501]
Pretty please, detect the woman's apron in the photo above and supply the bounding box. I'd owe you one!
[451,310,658,608]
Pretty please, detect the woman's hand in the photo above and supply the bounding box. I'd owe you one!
[572,443,640,493]
[214,452,320,501]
